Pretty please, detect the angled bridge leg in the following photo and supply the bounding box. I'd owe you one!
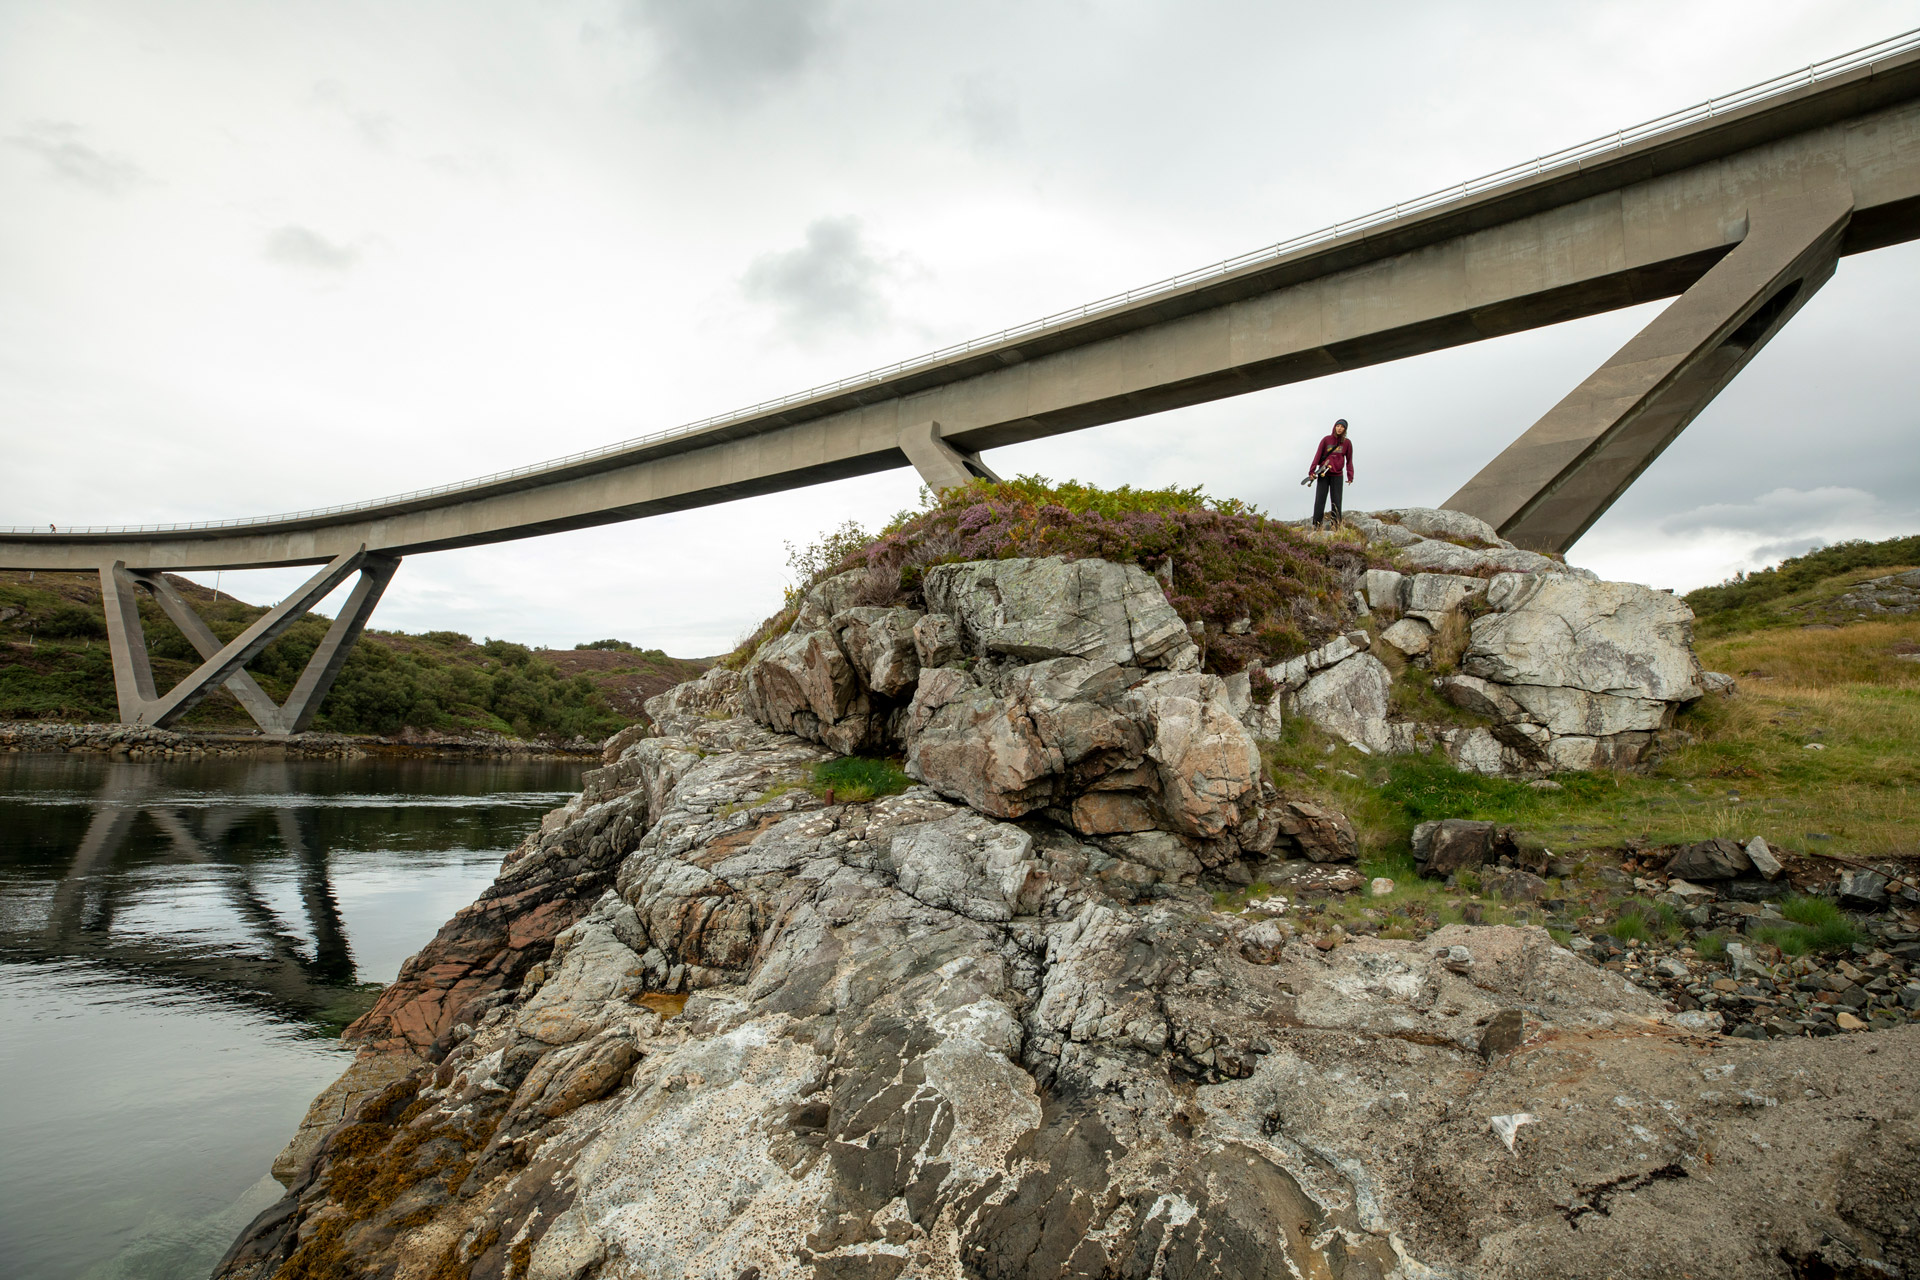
[98,550,399,732]
[1444,184,1854,553]
[899,420,1002,493]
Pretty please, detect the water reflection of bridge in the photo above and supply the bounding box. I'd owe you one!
[14,761,362,1021]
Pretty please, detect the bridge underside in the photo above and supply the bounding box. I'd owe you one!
[6,44,1920,728]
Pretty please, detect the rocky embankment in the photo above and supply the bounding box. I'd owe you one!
[0,721,600,760]
[217,540,1919,1280]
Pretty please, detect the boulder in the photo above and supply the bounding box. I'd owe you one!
[1838,869,1891,910]
[1700,671,1738,696]
[1378,616,1433,657]
[1363,568,1407,612]
[1270,800,1358,863]
[1745,836,1783,880]
[1289,653,1393,752]
[1119,673,1264,840]
[829,606,923,697]
[1664,838,1752,881]
[1413,818,1507,875]
[1465,573,1703,702]
[1378,506,1508,545]
[921,556,1198,670]
[600,721,650,763]
[1405,573,1487,623]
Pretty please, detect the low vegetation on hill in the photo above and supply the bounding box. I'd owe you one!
[0,571,702,738]
[1684,533,1920,636]
[728,475,1367,675]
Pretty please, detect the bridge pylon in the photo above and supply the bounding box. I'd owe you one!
[1445,182,1855,552]
[99,548,399,734]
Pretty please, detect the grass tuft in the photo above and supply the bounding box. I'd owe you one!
[811,756,912,803]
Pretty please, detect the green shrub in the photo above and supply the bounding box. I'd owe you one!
[1610,912,1648,942]
[1693,932,1727,960]
[812,756,912,803]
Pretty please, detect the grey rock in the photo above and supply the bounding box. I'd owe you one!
[1405,572,1487,623]
[922,556,1198,670]
[643,667,743,738]
[1289,652,1393,752]
[1384,506,1509,546]
[1378,616,1434,657]
[1838,869,1891,910]
[1418,819,1505,875]
[830,606,923,697]
[1665,838,1753,881]
[1435,673,1525,721]
[1744,836,1783,881]
[911,611,963,669]
[1700,671,1738,696]
[1363,567,1408,612]
[1466,573,1704,702]
[1270,799,1359,863]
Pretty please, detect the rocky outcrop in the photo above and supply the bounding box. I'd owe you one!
[640,666,742,737]
[223,705,1920,1280]
[1247,512,1709,777]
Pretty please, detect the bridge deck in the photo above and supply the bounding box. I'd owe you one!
[6,35,1920,573]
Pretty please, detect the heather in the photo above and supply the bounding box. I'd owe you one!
[730,476,1363,675]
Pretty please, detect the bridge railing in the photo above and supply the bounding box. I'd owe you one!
[9,26,1919,540]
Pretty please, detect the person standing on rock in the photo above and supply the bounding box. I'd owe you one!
[1305,418,1354,530]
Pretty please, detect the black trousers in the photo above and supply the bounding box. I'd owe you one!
[1312,473,1344,526]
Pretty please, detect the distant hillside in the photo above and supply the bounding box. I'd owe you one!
[1685,535,1920,637]
[0,571,706,738]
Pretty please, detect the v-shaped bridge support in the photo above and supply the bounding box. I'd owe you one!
[99,549,399,733]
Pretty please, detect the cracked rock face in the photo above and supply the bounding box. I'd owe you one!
[223,713,1920,1280]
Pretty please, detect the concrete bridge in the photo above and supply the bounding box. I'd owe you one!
[6,31,1919,731]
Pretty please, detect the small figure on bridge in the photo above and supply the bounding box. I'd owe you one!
[1304,418,1353,530]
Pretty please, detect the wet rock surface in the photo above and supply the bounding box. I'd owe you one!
[222,707,1920,1279]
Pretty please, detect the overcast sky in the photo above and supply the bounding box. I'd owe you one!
[4,1,1917,655]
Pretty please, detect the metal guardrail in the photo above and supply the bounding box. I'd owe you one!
[10,26,1920,540]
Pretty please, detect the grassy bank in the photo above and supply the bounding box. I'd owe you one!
[0,571,704,739]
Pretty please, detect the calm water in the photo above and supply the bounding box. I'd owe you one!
[0,752,585,1280]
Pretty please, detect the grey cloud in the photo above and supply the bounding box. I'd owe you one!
[951,74,1020,149]
[263,225,361,272]
[621,0,833,99]
[743,216,898,336]
[1655,485,1885,537]
[310,80,397,148]
[8,120,145,194]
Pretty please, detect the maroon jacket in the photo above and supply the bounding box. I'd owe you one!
[1309,433,1353,482]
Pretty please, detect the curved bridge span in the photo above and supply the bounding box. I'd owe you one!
[7,33,1920,730]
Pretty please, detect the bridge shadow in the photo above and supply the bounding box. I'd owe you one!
[10,760,368,1028]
